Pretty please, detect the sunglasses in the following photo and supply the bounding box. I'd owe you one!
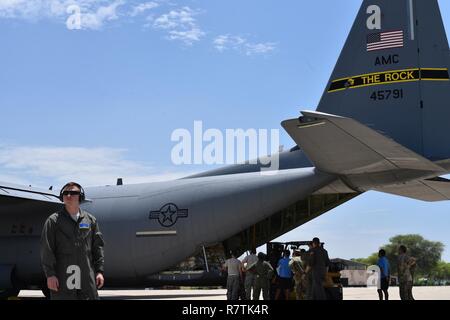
[62,191,81,196]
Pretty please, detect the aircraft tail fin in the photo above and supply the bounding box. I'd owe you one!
[316,0,450,161]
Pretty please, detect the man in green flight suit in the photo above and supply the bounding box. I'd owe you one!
[398,245,416,300]
[308,237,330,300]
[253,252,274,300]
[41,182,105,300]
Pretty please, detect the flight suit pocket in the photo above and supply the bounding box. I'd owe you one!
[55,228,74,255]
[79,228,91,239]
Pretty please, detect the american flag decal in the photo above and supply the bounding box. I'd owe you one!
[367,30,404,52]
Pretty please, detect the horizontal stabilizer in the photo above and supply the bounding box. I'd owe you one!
[281,111,444,176]
[374,177,450,202]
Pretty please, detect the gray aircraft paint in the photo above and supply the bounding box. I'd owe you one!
[85,169,332,283]
[1,169,334,287]
[1,0,450,291]
[316,0,450,160]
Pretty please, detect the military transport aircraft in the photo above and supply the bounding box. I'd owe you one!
[1,0,450,298]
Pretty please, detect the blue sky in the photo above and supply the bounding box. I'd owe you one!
[1,0,450,261]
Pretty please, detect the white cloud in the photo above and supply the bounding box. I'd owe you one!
[153,7,195,29]
[213,34,276,56]
[168,27,204,43]
[0,1,207,37]
[0,145,192,188]
[152,6,205,45]
[0,173,30,186]
[80,0,123,30]
[213,35,245,51]
[129,1,158,17]
[0,1,277,53]
[0,0,125,29]
[245,42,277,56]
[0,0,44,19]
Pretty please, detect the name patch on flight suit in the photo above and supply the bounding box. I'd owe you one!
[79,222,90,230]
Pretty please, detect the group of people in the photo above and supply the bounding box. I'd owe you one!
[222,249,274,300]
[40,180,418,301]
[376,246,417,301]
[222,237,331,300]
[225,241,418,301]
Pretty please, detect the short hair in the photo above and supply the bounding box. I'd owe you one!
[312,237,320,245]
[61,182,81,192]
[284,250,290,256]
[60,182,84,202]
[250,248,256,254]
[399,245,407,253]
[257,252,266,260]
[379,249,386,256]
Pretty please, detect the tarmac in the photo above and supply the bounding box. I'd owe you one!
[17,286,450,300]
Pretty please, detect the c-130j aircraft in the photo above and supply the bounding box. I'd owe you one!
[1,0,450,298]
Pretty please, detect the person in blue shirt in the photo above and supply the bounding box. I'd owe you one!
[377,249,390,300]
[275,250,293,300]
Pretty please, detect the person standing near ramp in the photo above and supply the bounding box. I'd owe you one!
[275,249,293,300]
[223,251,242,300]
[308,237,330,300]
[40,182,105,300]
[242,248,258,300]
[398,245,416,300]
[289,249,305,300]
[253,253,274,300]
[377,249,390,300]
[303,243,313,300]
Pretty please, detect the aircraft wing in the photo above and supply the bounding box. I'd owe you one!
[281,111,445,175]
[0,181,63,215]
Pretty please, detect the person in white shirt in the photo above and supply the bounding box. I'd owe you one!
[223,251,242,300]
[242,248,258,300]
